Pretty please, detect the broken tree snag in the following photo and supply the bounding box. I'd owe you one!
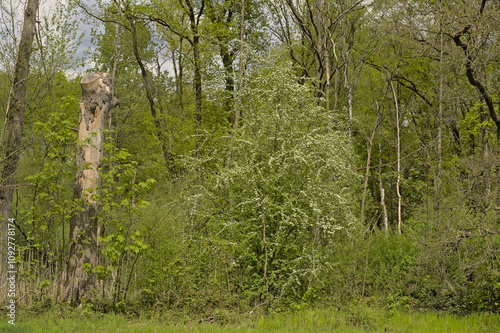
[64,73,118,305]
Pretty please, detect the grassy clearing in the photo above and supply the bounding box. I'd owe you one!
[0,305,499,332]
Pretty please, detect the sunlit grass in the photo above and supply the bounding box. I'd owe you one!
[0,305,499,332]
[386,310,500,333]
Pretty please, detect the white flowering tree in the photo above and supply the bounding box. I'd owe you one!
[186,59,358,309]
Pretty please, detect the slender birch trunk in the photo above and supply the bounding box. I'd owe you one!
[379,141,389,232]
[390,81,402,234]
[361,113,380,223]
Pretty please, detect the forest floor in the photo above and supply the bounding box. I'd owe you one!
[1,304,499,332]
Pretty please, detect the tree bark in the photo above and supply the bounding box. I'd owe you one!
[234,0,245,130]
[185,0,204,151]
[436,26,443,213]
[261,198,269,315]
[172,37,186,154]
[191,26,203,130]
[109,0,122,131]
[205,1,235,123]
[64,73,118,305]
[361,112,380,223]
[390,80,402,234]
[379,142,388,232]
[221,43,235,117]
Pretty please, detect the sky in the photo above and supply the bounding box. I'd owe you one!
[40,0,97,73]
[38,0,174,76]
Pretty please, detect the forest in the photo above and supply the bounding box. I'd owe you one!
[0,0,500,330]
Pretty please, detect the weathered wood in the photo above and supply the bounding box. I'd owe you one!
[64,73,118,305]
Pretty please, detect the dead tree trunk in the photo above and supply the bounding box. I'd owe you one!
[64,73,118,305]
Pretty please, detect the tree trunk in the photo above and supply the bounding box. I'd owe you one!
[0,0,39,295]
[64,73,118,305]
[128,17,175,172]
[220,43,235,121]
[342,24,356,145]
[379,142,388,232]
[0,0,39,224]
[234,0,245,130]
[261,199,269,315]
[390,80,402,234]
[361,113,380,223]
[333,69,338,111]
[452,27,500,152]
[184,0,203,152]
[108,0,122,131]
[184,0,203,128]
[193,38,202,128]
[313,0,325,88]
[172,38,186,154]
[436,26,443,213]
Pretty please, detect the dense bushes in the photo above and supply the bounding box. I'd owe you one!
[135,60,358,312]
[90,61,500,316]
[4,60,500,319]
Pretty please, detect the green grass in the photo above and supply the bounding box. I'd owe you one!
[1,305,499,332]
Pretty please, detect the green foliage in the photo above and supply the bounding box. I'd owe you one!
[181,59,358,307]
[91,137,155,302]
[4,0,500,320]
[15,94,79,281]
[460,103,497,154]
